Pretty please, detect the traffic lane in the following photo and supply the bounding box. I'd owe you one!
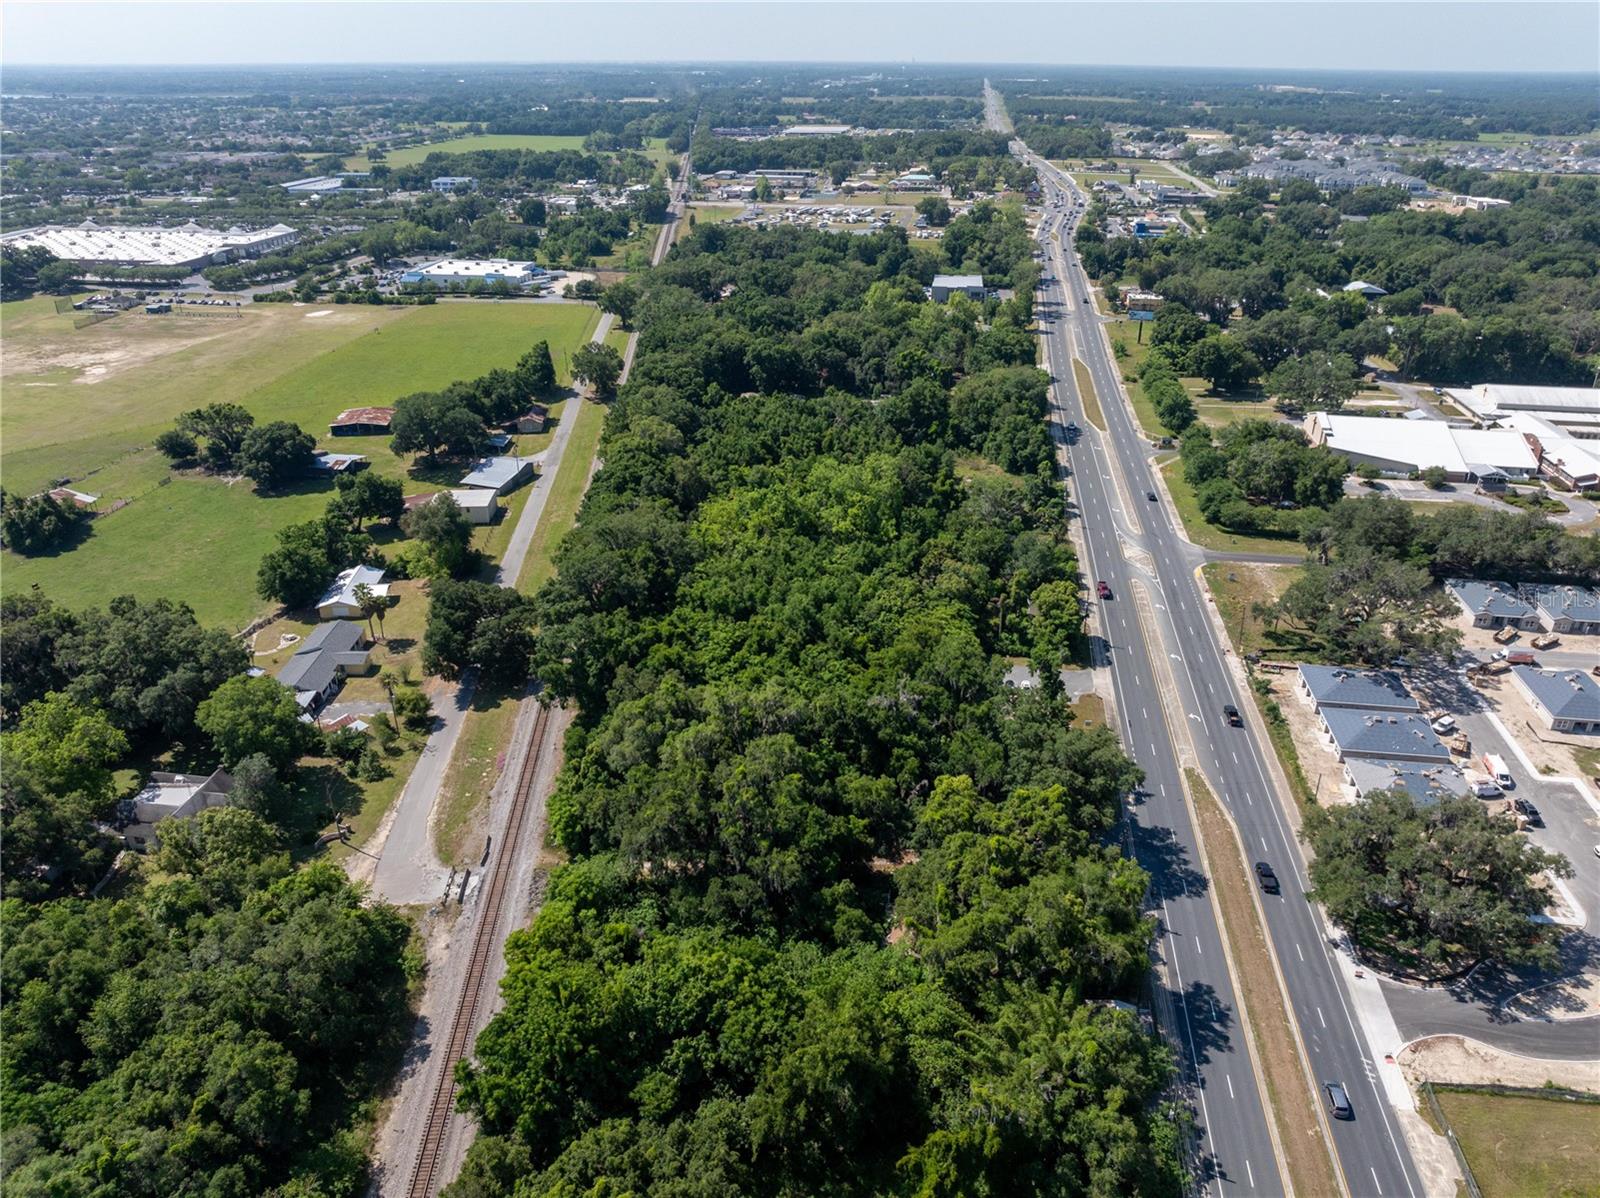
[1047,298,1280,1193]
[1044,193,1425,1198]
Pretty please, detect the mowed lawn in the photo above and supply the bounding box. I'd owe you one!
[2,300,600,629]
[348,133,588,169]
[1435,1090,1600,1198]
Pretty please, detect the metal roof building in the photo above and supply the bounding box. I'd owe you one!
[0,220,297,269]
[1344,758,1469,805]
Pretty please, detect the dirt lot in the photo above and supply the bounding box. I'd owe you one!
[1399,1034,1600,1093]
[1264,671,1360,804]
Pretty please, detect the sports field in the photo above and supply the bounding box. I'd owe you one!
[1,297,599,628]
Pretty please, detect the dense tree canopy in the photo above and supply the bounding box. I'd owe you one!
[1306,791,1571,972]
[0,826,414,1197]
[450,217,1182,1195]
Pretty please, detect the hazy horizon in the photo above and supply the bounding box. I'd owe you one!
[4,2,1597,74]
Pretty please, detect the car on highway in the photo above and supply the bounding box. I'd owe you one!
[1146,490,1158,502]
[1223,704,1242,727]
[1325,1081,1354,1120]
[1096,580,1112,600]
[1254,862,1280,894]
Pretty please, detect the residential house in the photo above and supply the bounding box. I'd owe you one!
[504,404,549,434]
[1512,666,1600,735]
[275,620,374,713]
[1446,579,1543,630]
[115,768,234,850]
[1531,586,1600,636]
[442,488,500,525]
[1298,664,1419,712]
[316,564,390,621]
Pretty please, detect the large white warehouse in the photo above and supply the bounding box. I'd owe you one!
[0,219,298,270]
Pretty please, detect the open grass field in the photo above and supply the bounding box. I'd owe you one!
[1433,1089,1600,1198]
[348,135,674,172]
[347,133,588,170]
[2,298,599,628]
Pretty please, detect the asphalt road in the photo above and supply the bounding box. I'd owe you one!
[1032,188,1282,1196]
[1026,148,1427,1198]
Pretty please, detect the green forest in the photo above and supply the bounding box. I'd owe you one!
[445,212,1186,1196]
[1079,175,1600,386]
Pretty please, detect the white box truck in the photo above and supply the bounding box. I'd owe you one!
[1482,752,1513,789]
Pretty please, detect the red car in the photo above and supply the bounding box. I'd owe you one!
[1096,581,1112,600]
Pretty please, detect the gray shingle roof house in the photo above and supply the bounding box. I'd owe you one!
[1512,666,1600,734]
[458,455,534,495]
[1298,664,1418,712]
[1531,585,1600,636]
[1320,707,1451,763]
[1446,579,1542,630]
[114,767,234,850]
[275,621,372,712]
[1344,758,1469,805]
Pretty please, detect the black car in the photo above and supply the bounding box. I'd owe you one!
[1254,862,1280,894]
[1223,704,1242,727]
[1512,797,1543,827]
[1146,490,1158,502]
[1324,1081,1354,1120]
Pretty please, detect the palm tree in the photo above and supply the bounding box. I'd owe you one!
[352,583,386,641]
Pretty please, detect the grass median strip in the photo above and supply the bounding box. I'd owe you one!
[1073,358,1106,431]
[1185,768,1346,1198]
[515,394,608,594]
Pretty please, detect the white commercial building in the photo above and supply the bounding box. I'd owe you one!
[0,219,298,270]
[1448,385,1600,439]
[1307,413,1538,482]
[399,258,545,289]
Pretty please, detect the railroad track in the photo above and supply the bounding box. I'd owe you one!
[405,699,552,1198]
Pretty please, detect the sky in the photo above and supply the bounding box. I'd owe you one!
[3,1,1597,73]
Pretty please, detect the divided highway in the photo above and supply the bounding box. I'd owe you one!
[1025,146,1426,1198]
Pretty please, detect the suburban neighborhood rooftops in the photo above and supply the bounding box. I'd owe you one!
[1513,666,1600,724]
[1299,664,1418,711]
[1345,758,1469,806]
[1321,707,1451,762]
[1446,578,1538,621]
